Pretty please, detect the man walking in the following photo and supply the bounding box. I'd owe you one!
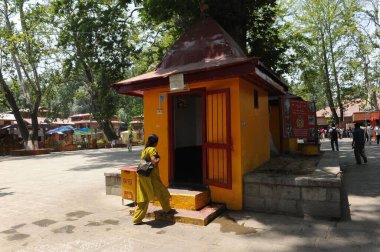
[352,123,367,165]
[366,124,373,144]
[375,125,380,145]
[329,123,339,151]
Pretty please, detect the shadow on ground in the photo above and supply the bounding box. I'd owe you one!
[66,150,141,171]
[0,187,14,198]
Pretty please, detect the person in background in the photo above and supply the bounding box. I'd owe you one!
[321,128,325,142]
[329,123,339,151]
[348,127,353,138]
[82,137,88,148]
[375,124,380,145]
[342,129,347,138]
[338,127,343,139]
[133,134,176,225]
[352,123,367,164]
[128,133,133,152]
[366,124,373,144]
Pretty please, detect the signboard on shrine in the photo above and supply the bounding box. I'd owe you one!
[169,74,185,91]
[282,98,317,142]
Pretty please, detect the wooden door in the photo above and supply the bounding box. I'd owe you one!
[203,88,232,189]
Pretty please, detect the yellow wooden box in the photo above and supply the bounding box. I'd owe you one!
[120,166,138,204]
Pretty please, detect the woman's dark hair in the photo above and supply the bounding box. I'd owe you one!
[145,134,159,148]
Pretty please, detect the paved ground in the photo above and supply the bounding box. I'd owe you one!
[0,139,379,252]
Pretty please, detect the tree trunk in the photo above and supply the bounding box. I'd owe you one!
[371,90,379,110]
[320,30,339,123]
[99,120,118,142]
[74,36,119,142]
[327,24,344,122]
[371,0,380,43]
[19,0,42,147]
[0,70,30,145]
[30,111,39,148]
[209,0,248,53]
[3,0,31,105]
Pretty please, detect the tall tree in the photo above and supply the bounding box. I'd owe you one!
[0,0,49,149]
[358,0,380,109]
[351,29,379,110]
[283,0,361,123]
[51,0,137,141]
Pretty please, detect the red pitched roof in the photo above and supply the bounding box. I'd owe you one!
[316,99,378,118]
[69,113,92,118]
[113,18,287,96]
[156,18,246,71]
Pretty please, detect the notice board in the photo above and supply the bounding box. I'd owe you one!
[282,97,317,142]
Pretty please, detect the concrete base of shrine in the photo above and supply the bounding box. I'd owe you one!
[128,203,225,226]
[244,151,342,219]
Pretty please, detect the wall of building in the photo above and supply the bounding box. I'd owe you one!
[239,78,270,176]
[143,77,271,210]
[143,87,171,186]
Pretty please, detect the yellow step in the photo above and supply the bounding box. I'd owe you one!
[129,203,225,226]
[152,188,210,211]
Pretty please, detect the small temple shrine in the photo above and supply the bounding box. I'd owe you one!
[113,18,288,210]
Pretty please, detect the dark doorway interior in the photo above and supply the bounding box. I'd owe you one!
[172,93,203,186]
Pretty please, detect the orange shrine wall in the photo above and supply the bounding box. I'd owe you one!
[239,78,270,176]
[143,77,270,210]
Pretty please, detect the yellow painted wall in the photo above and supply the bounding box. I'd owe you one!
[143,87,171,186]
[239,78,270,177]
[142,77,270,210]
[282,137,298,153]
[269,105,281,151]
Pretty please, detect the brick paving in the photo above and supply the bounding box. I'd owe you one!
[0,140,379,251]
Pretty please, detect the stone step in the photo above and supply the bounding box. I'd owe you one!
[152,188,210,211]
[129,203,225,226]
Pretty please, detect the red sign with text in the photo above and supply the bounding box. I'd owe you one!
[282,98,317,142]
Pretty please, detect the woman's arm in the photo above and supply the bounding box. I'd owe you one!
[150,155,160,165]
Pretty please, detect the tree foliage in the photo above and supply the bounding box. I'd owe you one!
[281,0,379,123]
[0,0,51,148]
[51,0,139,140]
[134,0,290,73]
[1,0,379,140]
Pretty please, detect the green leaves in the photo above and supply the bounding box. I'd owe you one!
[2,0,376,136]
[49,0,140,140]
[281,0,380,114]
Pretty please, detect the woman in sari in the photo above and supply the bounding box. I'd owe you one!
[133,134,175,224]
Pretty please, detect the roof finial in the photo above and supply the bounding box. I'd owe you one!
[199,0,209,18]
